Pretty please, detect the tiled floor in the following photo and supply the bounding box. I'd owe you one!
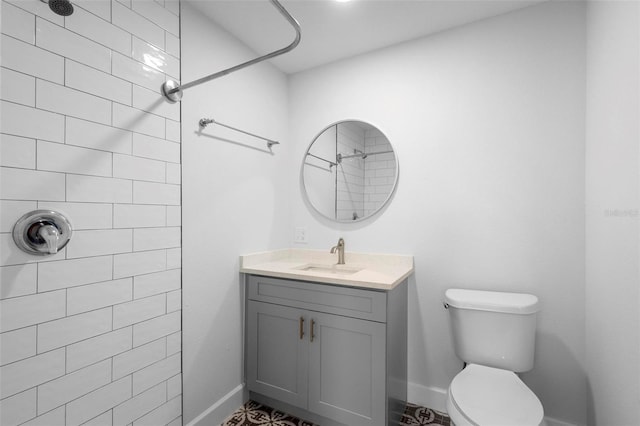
[401,403,451,426]
[221,400,451,426]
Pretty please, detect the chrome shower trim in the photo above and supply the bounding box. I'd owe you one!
[12,210,73,255]
[161,0,301,103]
[162,79,183,103]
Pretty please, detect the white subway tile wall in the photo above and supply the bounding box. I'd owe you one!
[0,0,182,425]
[363,128,396,217]
[334,124,396,220]
[336,122,366,221]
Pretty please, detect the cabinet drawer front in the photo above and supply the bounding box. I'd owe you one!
[247,275,386,322]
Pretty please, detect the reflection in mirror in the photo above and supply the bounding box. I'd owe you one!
[302,120,398,222]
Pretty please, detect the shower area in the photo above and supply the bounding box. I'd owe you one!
[1,0,183,424]
[0,0,298,424]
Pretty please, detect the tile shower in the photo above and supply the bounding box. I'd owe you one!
[334,122,397,221]
[0,0,182,425]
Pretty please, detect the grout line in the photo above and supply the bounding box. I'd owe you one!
[2,73,178,138]
[23,1,177,63]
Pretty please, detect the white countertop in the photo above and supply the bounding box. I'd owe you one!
[239,248,414,290]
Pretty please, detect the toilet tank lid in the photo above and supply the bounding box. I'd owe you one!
[445,289,540,314]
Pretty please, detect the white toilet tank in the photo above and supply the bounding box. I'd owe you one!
[445,289,540,372]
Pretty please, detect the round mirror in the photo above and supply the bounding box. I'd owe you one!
[302,120,399,222]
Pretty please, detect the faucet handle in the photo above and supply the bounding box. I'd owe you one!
[13,210,72,256]
[38,224,60,254]
[331,237,345,265]
[330,237,345,253]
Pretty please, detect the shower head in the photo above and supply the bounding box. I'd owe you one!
[41,0,74,16]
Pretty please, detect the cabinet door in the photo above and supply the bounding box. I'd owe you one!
[246,301,309,408]
[307,312,386,426]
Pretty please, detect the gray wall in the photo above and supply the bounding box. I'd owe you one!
[180,2,291,424]
[585,1,640,425]
[289,2,587,424]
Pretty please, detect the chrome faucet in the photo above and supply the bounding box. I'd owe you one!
[330,238,345,265]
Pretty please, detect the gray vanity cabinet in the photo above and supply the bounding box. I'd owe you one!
[245,275,407,426]
[306,310,386,425]
[246,301,309,408]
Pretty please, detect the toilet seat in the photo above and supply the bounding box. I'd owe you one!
[447,364,544,426]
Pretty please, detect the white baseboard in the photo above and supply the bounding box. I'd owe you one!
[407,381,448,413]
[186,383,245,426]
[186,381,578,426]
[544,416,581,426]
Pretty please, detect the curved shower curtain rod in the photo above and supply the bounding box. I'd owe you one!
[161,0,301,103]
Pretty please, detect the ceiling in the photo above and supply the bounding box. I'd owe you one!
[186,0,547,74]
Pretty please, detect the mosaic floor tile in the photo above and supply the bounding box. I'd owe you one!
[221,400,317,426]
[221,400,451,426]
[400,402,451,426]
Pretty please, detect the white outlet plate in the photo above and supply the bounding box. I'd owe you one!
[294,227,307,244]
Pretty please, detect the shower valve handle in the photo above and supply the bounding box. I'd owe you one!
[13,210,73,256]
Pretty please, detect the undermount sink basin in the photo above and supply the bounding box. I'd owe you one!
[296,263,362,275]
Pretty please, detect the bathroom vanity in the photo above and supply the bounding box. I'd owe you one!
[240,249,413,426]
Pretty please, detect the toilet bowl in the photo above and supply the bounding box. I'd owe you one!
[444,289,546,426]
[446,364,544,426]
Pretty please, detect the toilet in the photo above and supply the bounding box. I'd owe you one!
[444,288,545,426]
